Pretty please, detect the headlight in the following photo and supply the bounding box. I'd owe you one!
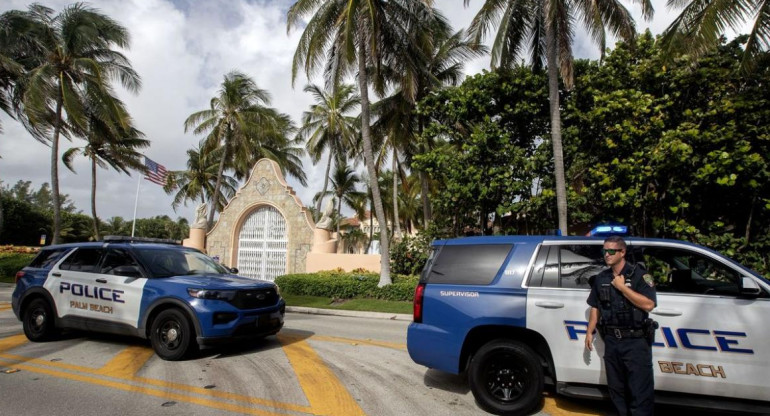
[187,288,236,301]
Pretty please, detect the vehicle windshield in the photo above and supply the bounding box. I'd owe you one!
[134,248,231,278]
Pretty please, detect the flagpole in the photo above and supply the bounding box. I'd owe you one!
[131,167,142,237]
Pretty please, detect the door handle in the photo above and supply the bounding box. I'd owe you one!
[651,308,682,317]
[96,278,108,283]
[52,272,61,277]
[535,301,564,309]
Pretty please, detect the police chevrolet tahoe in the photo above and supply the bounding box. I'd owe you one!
[11,237,285,360]
[406,235,770,415]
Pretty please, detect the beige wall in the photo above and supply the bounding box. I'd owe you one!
[206,159,314,274]
[305,253,382,273]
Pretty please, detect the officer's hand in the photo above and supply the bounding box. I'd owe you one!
[585,332,593,351]
[611,274,625,289]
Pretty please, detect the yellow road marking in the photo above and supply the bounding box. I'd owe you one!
[308,334,405,350]
[279,334,366,416]
[0,356,289,416]
[96,345,155,378]
[541,393,602,415]
[0,304,13,312]
[0,334,27,353]
[0,350,310,413]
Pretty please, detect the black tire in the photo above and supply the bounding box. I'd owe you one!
[468,339,544,415]
[150,309,195,361]
[22,298,57,342]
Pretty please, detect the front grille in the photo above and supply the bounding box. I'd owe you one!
[229,288,279,310]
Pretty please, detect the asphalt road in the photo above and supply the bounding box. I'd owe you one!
[0,284,748,416]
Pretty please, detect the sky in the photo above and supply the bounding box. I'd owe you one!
[0,0,685,225]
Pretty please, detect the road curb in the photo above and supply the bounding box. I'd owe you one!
[286,306,412,321]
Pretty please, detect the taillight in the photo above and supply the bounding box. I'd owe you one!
[413,283,425,323]
[15,271,25,284]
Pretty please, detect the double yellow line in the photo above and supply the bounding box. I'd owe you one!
[0,333,369,415]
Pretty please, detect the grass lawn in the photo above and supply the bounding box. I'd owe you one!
[282,294,413,315]
[0,275,15,284]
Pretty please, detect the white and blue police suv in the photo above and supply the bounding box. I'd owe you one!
[11,237,285,360]
[407,235,770,415]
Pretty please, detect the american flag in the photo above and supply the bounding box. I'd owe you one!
[144,156,168,186]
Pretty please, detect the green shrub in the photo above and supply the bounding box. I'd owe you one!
[275,271,419,301]
[390,233,433,275]
[0,252,36,278]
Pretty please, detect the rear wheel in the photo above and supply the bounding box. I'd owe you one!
[150,309,195,360]
[468,339,544,415]
[22,298,57,342]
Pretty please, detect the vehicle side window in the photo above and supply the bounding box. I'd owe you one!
[28,248,71,269]
[542,246,560,287]
[527,246,550,287]
[100,249,139,275]
[641,246,743,296]
[58,248,103,273]
[427,244,512,285]
[559,245,604,289]
[529,245,604,289]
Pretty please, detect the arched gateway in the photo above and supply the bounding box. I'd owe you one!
[237,205,287,281]
[206,159,314,281]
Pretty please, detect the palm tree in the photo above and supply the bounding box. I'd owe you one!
[8,3,141,244]
[661,0,770,71]
[467,0,653,235]
[373,27,486,229]
[314,164,366,237]
[185,71,287,227]
[62,94,148,240]
[297,83,360,214]
[288,0,439,286]
[239,112,308,187]
[163,144,238,213]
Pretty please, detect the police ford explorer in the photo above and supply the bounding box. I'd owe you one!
[11,237,285,360]
[406,235,770,415]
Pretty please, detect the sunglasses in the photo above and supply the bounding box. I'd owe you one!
[602,248,623,256]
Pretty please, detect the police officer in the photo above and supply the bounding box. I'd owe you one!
[585,236,657,415]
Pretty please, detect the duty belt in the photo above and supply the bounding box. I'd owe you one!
[604,327,645,339]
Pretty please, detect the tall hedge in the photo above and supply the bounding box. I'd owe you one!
[275,270,418,302]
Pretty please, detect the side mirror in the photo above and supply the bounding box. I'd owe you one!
[229,267,239,274]
[112,265,143,278]
[740,277,762,297]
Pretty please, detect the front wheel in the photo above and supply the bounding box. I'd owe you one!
[468,339,544,415]
[150,309,195,361]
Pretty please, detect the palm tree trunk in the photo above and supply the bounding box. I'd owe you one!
[546,24,569,235]
[392,150,402,238]
[337,194,342,240]
[91,158,100,240]
[316,151,334,214]
[208,144,228,228]
[51,86,64,245]
[357,30,391,286]
[420,171,431,227]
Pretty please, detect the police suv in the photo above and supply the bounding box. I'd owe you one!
[11,237,285,360]
[407,235,770,415]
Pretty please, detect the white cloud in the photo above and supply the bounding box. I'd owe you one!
[0,0,742,228]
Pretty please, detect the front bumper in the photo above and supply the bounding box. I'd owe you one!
[196,305,285,346]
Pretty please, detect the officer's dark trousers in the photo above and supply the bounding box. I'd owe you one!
[603,336,654,416]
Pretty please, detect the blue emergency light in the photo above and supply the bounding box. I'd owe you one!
[589,224,629,237]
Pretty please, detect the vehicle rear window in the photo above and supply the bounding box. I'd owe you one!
[27,248,71,269]
[426,244,512,285]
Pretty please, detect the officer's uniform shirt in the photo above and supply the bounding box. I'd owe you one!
[587,262,656,328]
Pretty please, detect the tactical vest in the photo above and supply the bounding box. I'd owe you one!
[597,271,646,329]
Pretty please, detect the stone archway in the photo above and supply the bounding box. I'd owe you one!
[206,159,314,278]
[236,205,287,281]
